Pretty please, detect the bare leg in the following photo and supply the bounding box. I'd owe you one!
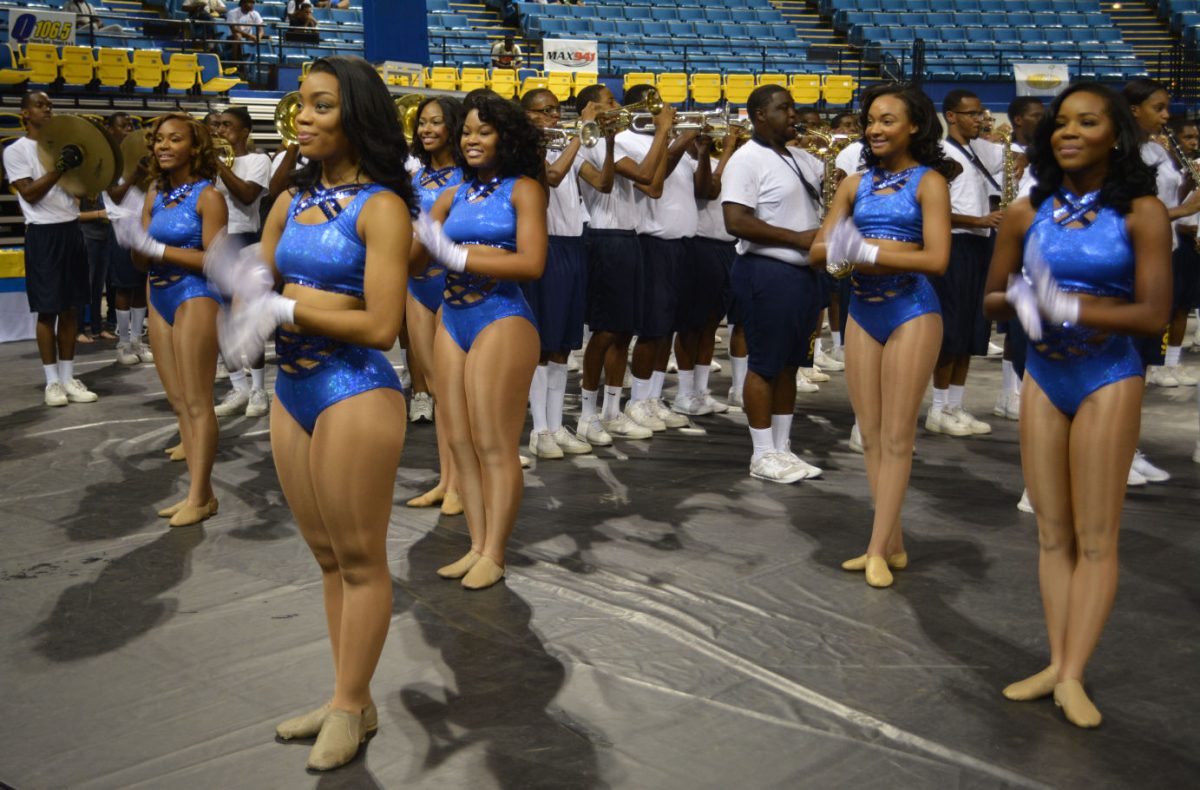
[631,336,657,381]
[582,330,614,392]
[743,370,775,430]
[729,325,747,359]
[435,324,486,554]
[406,298,458,506]
[1168,308,1187,347]
[404,296,429,395]
[844,319,886,527]
[56,308,78,362]
[148,304,191,497]
[604,336,632,387]
[171,298,219,510]
[35,312,59,365]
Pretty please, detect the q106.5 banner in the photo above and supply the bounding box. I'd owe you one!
[7,8,76,46]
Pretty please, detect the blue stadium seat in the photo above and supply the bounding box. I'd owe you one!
[614,20,644,37]
[623,6,651,20]
[706,9,733,23]
[650,7,678,21]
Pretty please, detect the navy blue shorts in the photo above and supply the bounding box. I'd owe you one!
[823,270,852,332]
[1135,326,1169,368]
[523,234,588,354]
[682,237,735,331]
[637,234,684,338]
[585,227,642,334]
[1172,238,1200,313]
[24,221,89,314]
[933,233,993,357]
[730,253,822,380]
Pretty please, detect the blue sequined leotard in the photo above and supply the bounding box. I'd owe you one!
[146,180,220,325]
[848,166,941,344]
[439,176,536,351]
[1022,191,1143,416]
[410,164,463,313]
[272,183,404,434]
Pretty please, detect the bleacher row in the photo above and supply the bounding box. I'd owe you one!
[821,0,1102,12]
[0,43,239,94]
[1159,0,1200,46]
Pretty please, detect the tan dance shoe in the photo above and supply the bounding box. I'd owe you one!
[462,556,505,590]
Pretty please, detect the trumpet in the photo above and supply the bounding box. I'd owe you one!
[395,94,422,143]
[671,109,728,131]
[543,120,601,151]
[593,87,664,135]
[709,117,752,155]
[213,137,235,169]
[274,91,301,148]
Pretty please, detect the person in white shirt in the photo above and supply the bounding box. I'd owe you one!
[183,0,226,44]
[722,85,825,483]
[227,0,266,63]
[521,88,614,458]
[63,0,123,33]
[927,89,1004,438]
[574,85,674,443]
[2,92,98,407]
[211,105,272,419]
[490,35,523,69]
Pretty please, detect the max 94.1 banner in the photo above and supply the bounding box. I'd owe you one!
[7,8,76,46]
[543,38,598,74]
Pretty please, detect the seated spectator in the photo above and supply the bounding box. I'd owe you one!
[227,0,267,62]
[63,0,124,33]
[286,0,318,27]
[313,0,350,9]
[490,34,523,69]
[182,0,226,43]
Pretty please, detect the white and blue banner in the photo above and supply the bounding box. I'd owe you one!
[7,8,77,47]
[543,38,599,74]
[1012,63,1069,98]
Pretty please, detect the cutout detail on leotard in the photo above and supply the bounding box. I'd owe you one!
[276,328,342,375]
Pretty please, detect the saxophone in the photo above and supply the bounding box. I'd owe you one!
[999,130,1017,210]
[795,126,852,218]
[1162,126,1200,250]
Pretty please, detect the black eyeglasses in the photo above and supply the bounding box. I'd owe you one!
[952,110,985,118]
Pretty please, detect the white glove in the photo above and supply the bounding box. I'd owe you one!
[203,230,275,302]
[826,217,879,274]
[415,212,469,273]
[219,291,296,371]
[404,155,422,176]
[112,214,166,261]
[1005,274,1043,342]
[1024,239,1080,326]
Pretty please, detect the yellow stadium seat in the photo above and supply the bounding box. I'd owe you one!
[21,43,60,84]
[724,73,756,105]
[520,76,549,98]
[166,53,201,92]
[131,49,166,91]
[460,66,488,92]
[428,66,458,92]
[489,69,518,98]
[623,72,654,93]
[789,74,821,106]
[96,48,131,89]
[0,44,30,85]
[197,53,239,94]
[690,73,723,105]
[572,71,597,94]
[656,73,688,105]
[822,74,857,105]
[59,46,96,87]
[546,71,573,101]
[758,73,788,89]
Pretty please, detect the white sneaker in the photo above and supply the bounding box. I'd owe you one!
[814,350,844,371]
[749,452,809,484]
[1192,440,1200,464]
[796,371,820,393]
[1166,365,1198,386]
[698,390,729,414]
[1147,366,1179,387]
[567,353,581,373]
[802,366,830,383]
[1131,450,1170,483]
[63,378,98,403]
[651,397,689,428]
[552,426,592,454]
[245,387,270,417]
[993,390,1020,420]
[830,345,845,364]
[849,423,864,454]
[116,342,140,366]
[214,387,251,417]
[1017,489,1033,513]
[602,412,654,439]
[576,414,614,446]
[409,391,434,423]
[709,359,723,373]
[519,454,533,469]
[944,405,992,435]
[925,406,971,437]
[396,364,412,390]
[44,381,68,407]
[215,358,230,380]
[667,353,678,373]
[133,340,154,363]
[626,399,666,432]
[671,391,713,416]
[784,450,823,479]
[1127,465,1147,487]
[987,341,1004,358]
[529,429,564,459]
[726,386,744,412]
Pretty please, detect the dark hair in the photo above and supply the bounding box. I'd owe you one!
[222,105,253,131]
[858,83,960,181]
[20,91,47,109]
[830,111,855,128]
[410,95,465,168]
[1169,116,1198,135]
[942,88,978,115]
[459,88,544,181]
[148,112,219,193]
[520,88,556,109]
[1006,96,1044,120]
[746,84,789,124]
[105,111,131,129]
[1121,78,1167,109]
[291,55,416,216]
[1028,82,1156,214]
[575,83,609,112]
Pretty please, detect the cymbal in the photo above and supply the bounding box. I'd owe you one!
[119,127,153,185]
[36,114,120,198]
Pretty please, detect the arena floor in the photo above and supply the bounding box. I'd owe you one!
[1,332,1198,790]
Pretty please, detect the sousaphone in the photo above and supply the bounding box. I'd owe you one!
[36,114,120,197]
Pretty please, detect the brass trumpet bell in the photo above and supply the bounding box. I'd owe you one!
[119,127,153,185]
[594,87,665,135]
[544,120,601,151]
[274,91,302,148]
[213,137,235,169]
[395,94,422,143]
[36,114,120,198]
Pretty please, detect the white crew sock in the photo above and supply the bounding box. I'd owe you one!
[948,384,965,409]
[58,359,75,383]
[529,364,548,434]
[677,369,695,400]
[693,364,711,394]
[580,387,598,420]
[250,367,265,390]
[731,354,748,394]
[546,361,568,433]
[116,309,131,344]
[130,306,146,339]
[771,413,793,453]
[230,368,250,393]
[832,330,842,349]
[631,376,651,403]
[1001,360,1016,394]
[43,363,60,385]
[814,337,824,357]
[932,387,948,411]
[1166,345,1182,367]
[649,370,666,399]
[749,426,774,461]
[602,385,622,420]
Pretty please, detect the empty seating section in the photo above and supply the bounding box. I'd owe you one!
[822,0,1148,81]
[1159,0,1200,46]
